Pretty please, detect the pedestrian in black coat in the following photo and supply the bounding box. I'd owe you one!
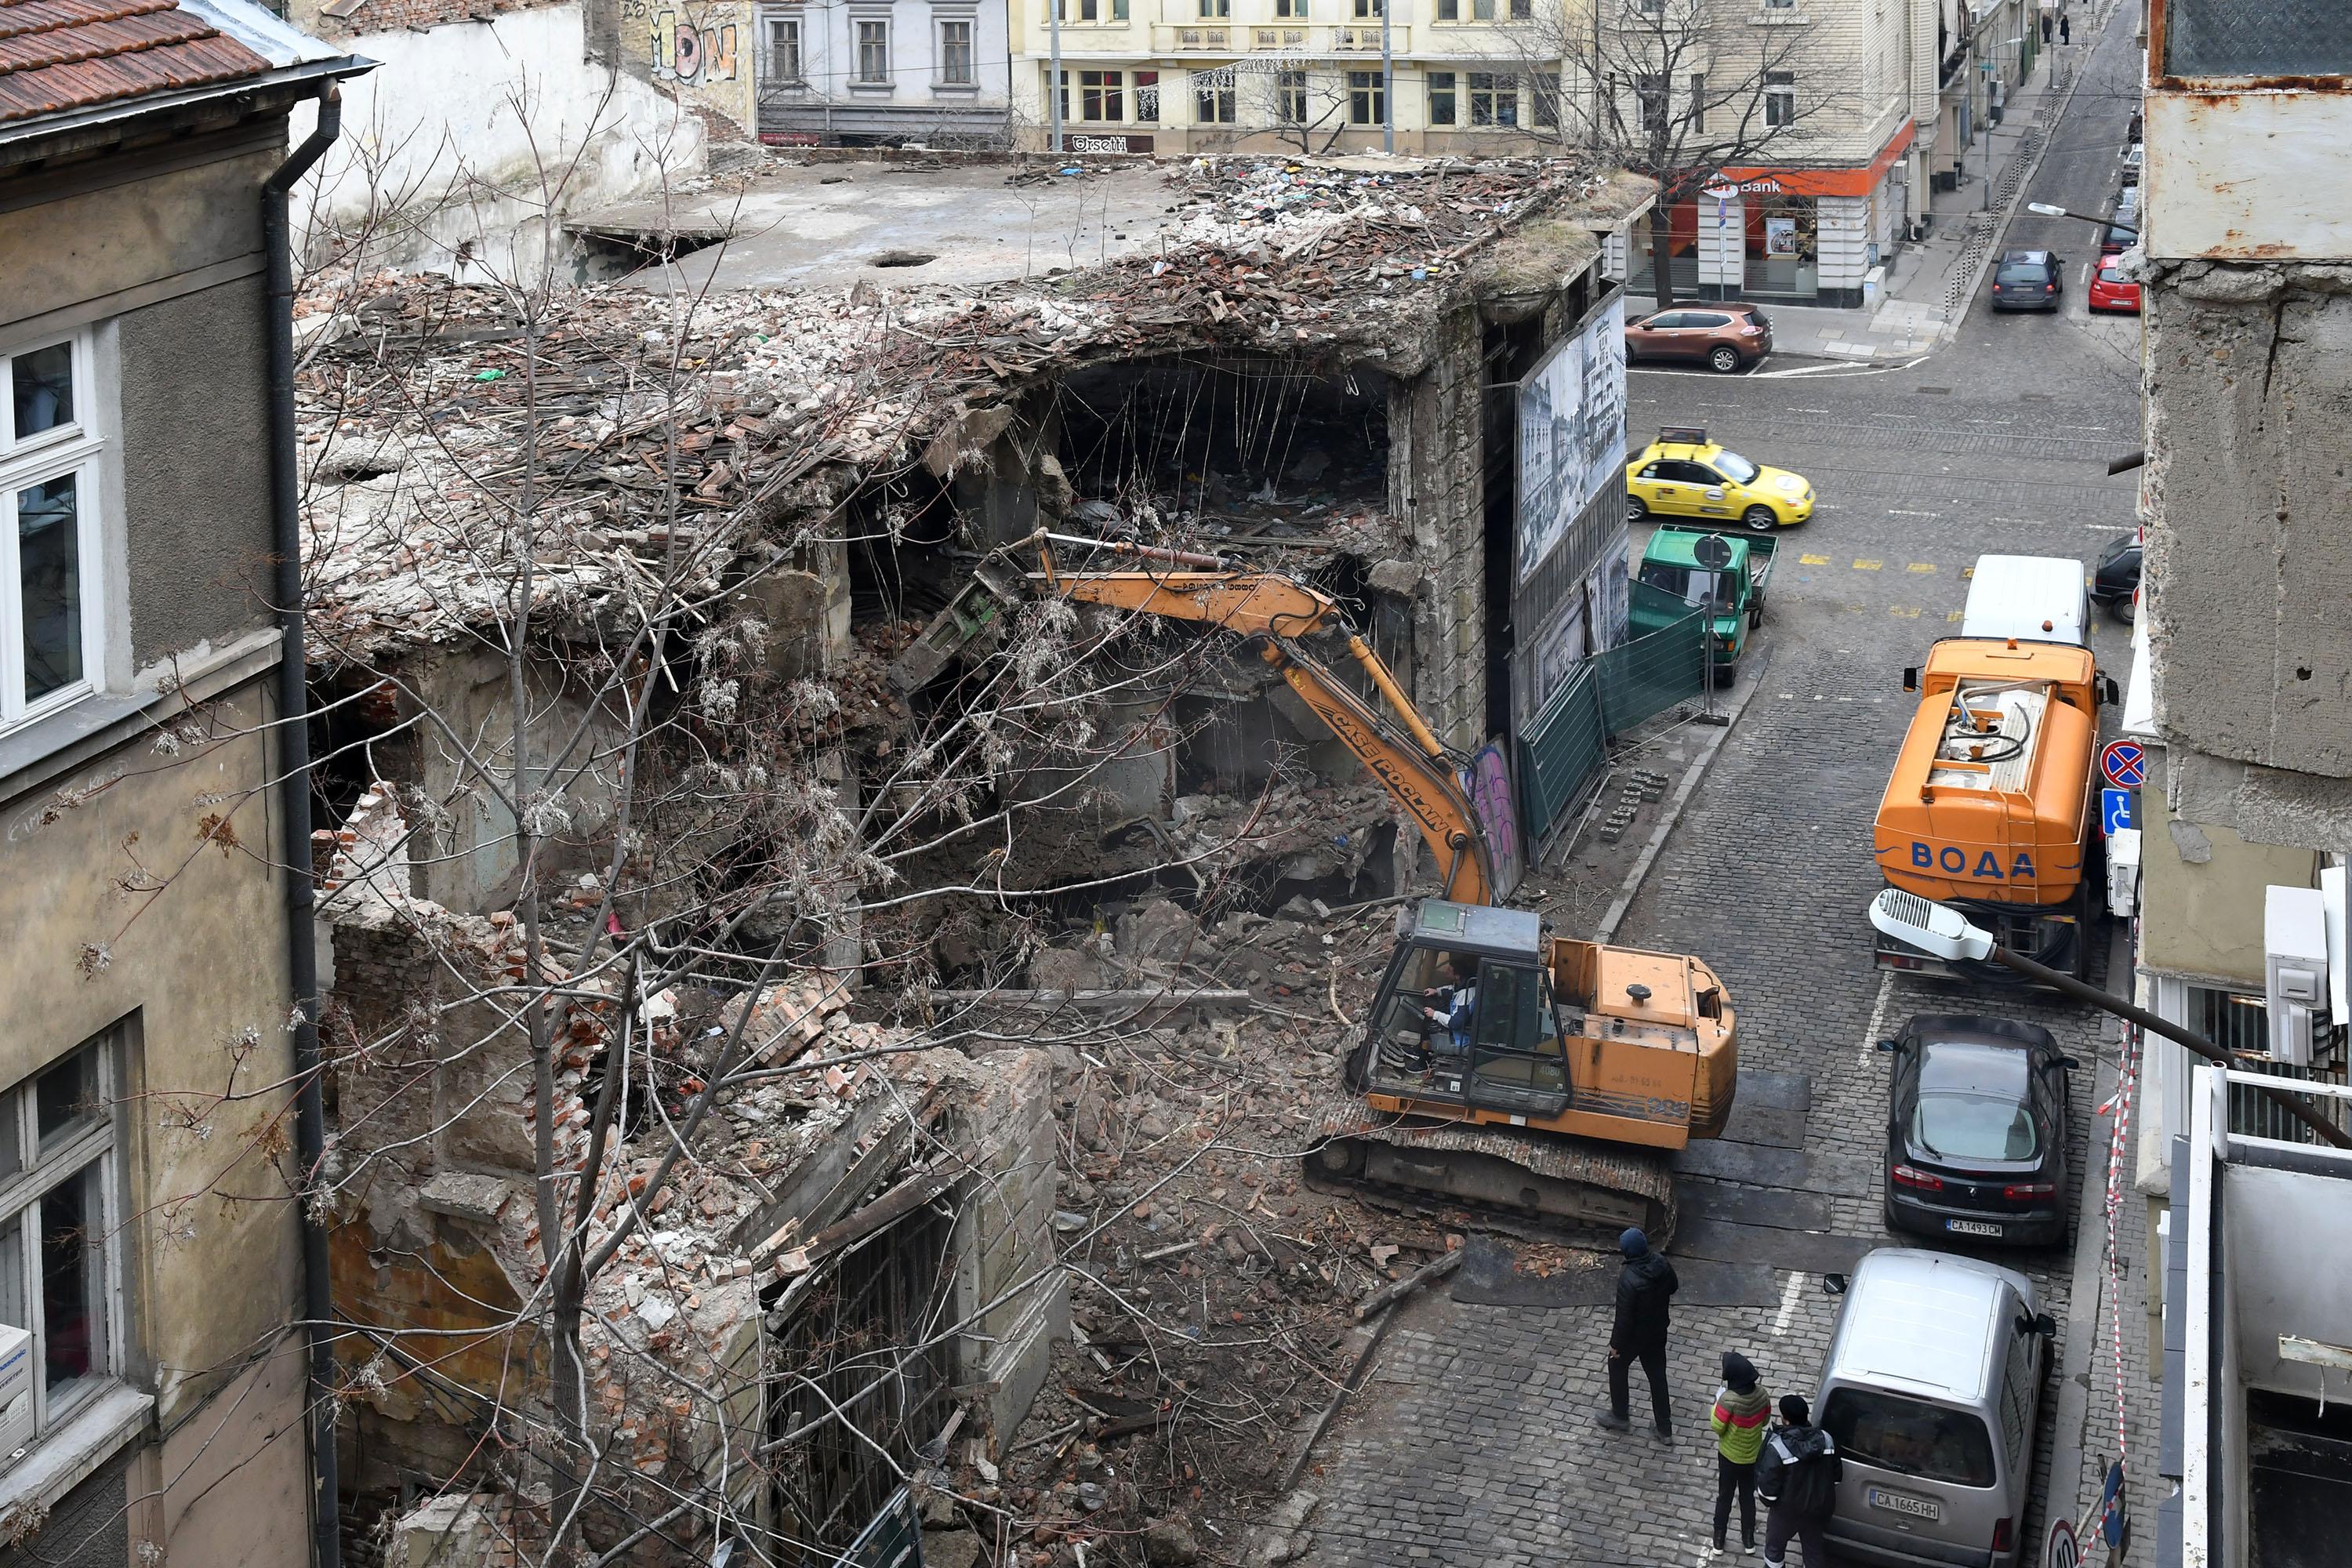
[2060,11,2072,44]
[1595,1226,1679,1439]
[1756,1394,1844,1568]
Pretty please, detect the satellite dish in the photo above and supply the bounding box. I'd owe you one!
[1693,533,1733,568]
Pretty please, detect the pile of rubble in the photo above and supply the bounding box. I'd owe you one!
[931,895,1465,1567]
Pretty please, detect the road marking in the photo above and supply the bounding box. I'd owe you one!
[1853,558,1882,571]
[1994,517,2052,526]
[1906,562,1937,573]
[1857,967,1896,1068]
[1891,605,1922,618]
[1962,566,1976,579]
[1948,611,1966,622]
[1886,508,1939,518]
[1772,1271,1805,1337]
[1800,553,1830,565]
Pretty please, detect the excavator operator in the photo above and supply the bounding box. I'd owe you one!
[1418,955,1479,1067]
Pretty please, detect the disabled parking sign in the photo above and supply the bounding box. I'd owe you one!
[2101,789,2136,837]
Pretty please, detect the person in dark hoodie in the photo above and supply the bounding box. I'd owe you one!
[1596,1226,1679,1439]
[1755,1393,1842,1568]
[1710,1351,1772,1555]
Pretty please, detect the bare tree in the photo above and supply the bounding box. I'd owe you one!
[1494,0,1834,306]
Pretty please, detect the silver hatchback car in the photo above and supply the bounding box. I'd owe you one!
[1816,1249,2057,1568]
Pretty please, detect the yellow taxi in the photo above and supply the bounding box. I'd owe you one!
[1624,425,1815,532]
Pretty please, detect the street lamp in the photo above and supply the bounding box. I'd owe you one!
[1980,38,2025,212]
[1865,891,2352,1150]
[2027,200,2136,239]
[1049,0,1063,154]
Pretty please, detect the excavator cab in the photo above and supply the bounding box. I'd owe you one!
[1356,901,1570,1120]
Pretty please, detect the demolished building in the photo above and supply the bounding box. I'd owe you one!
[296,148,1654,1563]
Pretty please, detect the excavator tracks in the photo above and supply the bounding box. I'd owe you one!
[1298,1091,1679,1250]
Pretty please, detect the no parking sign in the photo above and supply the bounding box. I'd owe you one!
[2045,1518,2080,1568]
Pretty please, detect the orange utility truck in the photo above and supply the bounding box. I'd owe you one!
[1871,557,2118,982]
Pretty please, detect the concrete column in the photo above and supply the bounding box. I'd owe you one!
[1817,194,1872,304]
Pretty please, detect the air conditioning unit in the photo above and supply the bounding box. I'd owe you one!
[0,1324,31,1462]
[2265,884,2328,1067]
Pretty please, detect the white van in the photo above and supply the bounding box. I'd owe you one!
[1960,556,2089,647]
[1816,1249,2057,1568]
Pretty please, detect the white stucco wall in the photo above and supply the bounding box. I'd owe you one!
[291,2,708,277]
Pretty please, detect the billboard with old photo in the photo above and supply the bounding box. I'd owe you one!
[1515,295,1627,586]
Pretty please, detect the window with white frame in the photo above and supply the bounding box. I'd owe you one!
[1348,70,1383,124]
[1468,71,1517,125]
[1764,69,1796,126]
[1275,69,1308,122]
[855,18,890,82]
[0,1026,126,1454]
[1,333,104,730]
[1427,69,1457,123]
[765,15,803,81]
[1080,68,1124,119]
[938,18,973,83]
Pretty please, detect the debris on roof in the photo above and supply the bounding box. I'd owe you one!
[296,154,1646,664]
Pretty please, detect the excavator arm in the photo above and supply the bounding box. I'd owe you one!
[1029,532,1496,906]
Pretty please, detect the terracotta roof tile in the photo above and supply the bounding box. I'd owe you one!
[0,0,268,124]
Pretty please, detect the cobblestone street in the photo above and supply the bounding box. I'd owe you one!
[1294,5,2161,1563]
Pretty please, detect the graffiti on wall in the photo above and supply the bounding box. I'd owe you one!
[649,8,740,82]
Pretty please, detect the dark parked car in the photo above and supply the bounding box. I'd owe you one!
[2093,532,2143,619]
[2103,186,2141,254]
[1878,1014,2075,1247]
[1989,250,2063,311]
[1624,303,1774,373]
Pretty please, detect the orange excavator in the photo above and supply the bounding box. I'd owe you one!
[958,531,1741,1240]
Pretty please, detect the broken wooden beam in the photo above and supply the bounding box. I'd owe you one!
[763,1156,963,1276]
[1351,1248,1463,1323]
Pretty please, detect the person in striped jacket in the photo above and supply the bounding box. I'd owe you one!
[1710,1350,1772,1555]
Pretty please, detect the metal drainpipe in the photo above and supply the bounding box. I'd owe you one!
[263,80,344,1568]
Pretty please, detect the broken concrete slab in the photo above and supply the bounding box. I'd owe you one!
[416,1172,514,1226]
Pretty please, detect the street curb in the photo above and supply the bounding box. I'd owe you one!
[1592,657,1767,946]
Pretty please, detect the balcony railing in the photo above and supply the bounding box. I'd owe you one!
[1149,20,1409,51]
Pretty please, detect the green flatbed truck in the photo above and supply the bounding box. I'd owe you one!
[1628,524,1777,682]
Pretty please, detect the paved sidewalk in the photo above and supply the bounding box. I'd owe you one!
[1627,29,2104,363]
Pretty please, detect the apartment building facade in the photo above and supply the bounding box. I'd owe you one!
[1005,0,1574,154]
[0,2,368,1563]
[757,0,1015,143]
[1594,0,1940,307]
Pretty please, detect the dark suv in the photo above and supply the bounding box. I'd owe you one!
[1624,303,1773,373]
[1989,250,2063,311]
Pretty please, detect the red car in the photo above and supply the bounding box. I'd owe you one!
[2088,260,2141,314]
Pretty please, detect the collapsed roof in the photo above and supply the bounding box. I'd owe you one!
[296,154,1653,662]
